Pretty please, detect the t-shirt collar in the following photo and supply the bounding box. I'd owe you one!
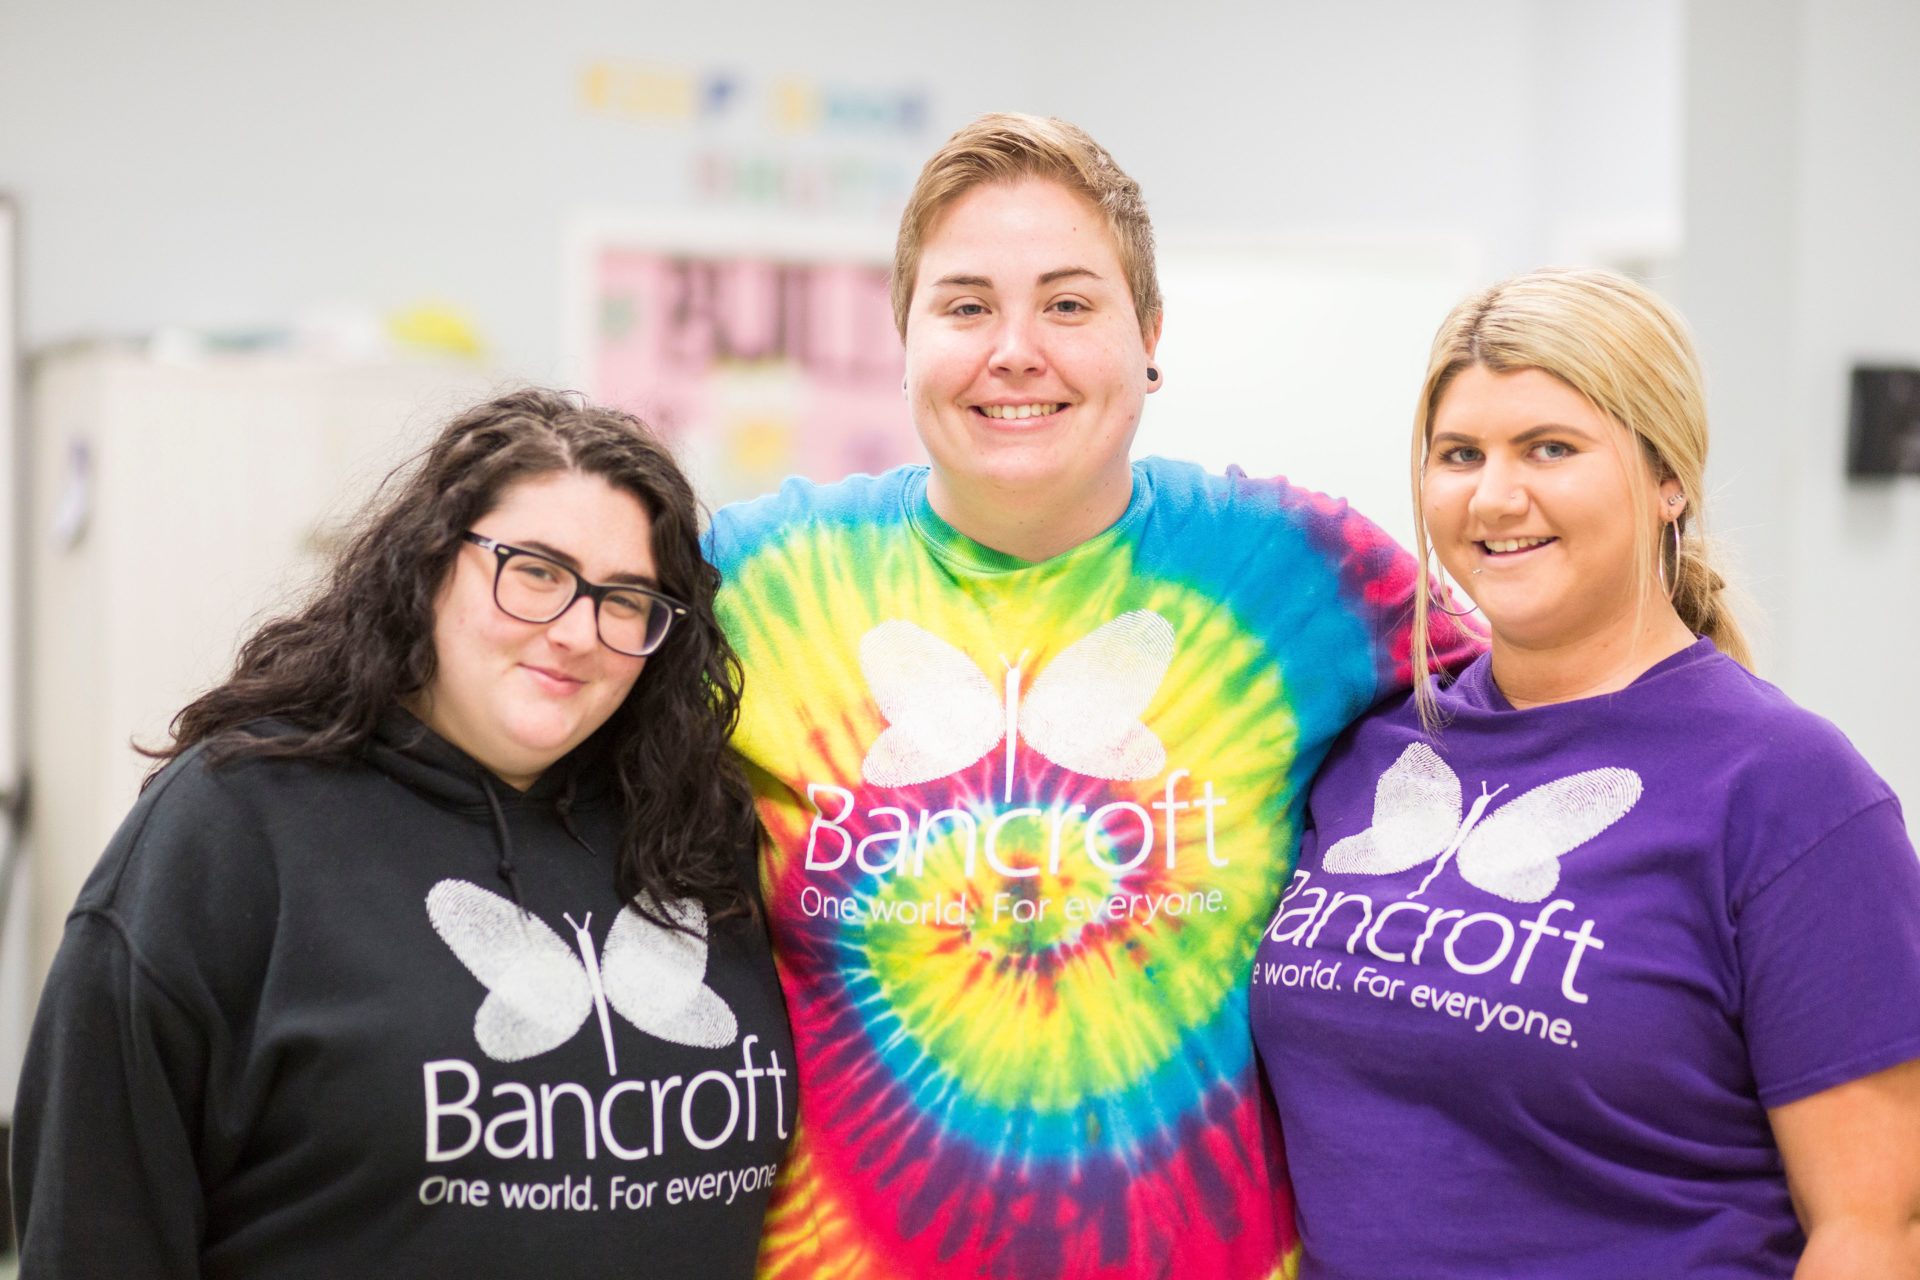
[1446,634,1718,714]
[901,462,1154,576]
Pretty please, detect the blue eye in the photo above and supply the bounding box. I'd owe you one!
[1533,441,1573,460]
[950,302,987,318]
[1439,446,1483,465]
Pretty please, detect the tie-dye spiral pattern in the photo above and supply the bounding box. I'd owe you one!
[707,459,1468,1279]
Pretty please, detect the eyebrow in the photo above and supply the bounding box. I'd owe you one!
[1430,422,1603,446]
[519,539,659,588]
[929,265,1104,290]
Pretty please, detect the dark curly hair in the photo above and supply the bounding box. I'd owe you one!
[144,388,757,921]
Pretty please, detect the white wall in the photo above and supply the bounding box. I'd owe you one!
[0,0,1020,381]
[0,1,1688,540]
[1679,0,1920,827]
[0,1,1681,382]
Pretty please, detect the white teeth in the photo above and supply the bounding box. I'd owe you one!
[1484,537,1552,553]
[979,403,1062,419]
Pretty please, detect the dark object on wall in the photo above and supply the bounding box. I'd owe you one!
[1847,365,1920,477]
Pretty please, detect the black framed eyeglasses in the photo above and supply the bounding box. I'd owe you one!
[462,532,687,657]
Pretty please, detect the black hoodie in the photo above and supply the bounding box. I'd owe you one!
[12,711,794,1278]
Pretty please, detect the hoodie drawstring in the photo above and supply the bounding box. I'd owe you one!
[554,775,601,860]
[480,777,528,913]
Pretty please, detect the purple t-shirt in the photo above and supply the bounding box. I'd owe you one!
[1251,638,1920,1279]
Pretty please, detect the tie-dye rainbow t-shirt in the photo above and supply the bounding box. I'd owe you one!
[707,458,1473,1280]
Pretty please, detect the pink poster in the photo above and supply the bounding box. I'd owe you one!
[592,247,915,502]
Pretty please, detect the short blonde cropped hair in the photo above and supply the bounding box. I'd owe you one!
[891,112,1162,341]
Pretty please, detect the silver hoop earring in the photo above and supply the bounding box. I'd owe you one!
[1427,558,1480,617]
[1660,519,1682,601]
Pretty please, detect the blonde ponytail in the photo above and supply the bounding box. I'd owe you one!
[1668,525,1751,668]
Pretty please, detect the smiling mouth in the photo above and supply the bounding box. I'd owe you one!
[975,403,1064,420]
[1478,536,1557,556]
[523,664,584,690]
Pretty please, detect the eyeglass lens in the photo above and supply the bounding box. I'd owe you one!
[494,553,671,656]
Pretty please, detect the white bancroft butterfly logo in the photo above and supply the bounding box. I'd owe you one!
[1324,743,1641,903]
[858,610,1175,802]
[426,878,737,1076]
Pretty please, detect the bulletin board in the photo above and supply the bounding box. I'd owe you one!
[567,216,916,507]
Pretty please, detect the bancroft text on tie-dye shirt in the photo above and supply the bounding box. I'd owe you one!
[706,458,1477,1279]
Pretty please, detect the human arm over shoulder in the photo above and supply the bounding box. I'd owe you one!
[1281,483,1484,699]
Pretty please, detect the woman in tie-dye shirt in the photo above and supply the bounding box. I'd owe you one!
[706,112,1479,1279]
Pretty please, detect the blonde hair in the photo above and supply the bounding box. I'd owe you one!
[1409,267,1751,721]
[890,112,1161,340]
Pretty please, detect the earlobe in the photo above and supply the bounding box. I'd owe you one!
[1144,311,1165,395]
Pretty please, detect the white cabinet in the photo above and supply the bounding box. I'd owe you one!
[23,349,496,982]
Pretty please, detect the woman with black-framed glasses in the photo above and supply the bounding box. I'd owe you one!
[461,531,689,658]
[12,389,794,1278]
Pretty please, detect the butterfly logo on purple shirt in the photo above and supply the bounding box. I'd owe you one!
[1323,743,1642,902]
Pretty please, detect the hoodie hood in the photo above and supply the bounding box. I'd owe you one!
[359,705,617,910]
[363,706,616,816]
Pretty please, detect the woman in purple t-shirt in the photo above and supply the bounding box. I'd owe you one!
[1252,268,1920,1278]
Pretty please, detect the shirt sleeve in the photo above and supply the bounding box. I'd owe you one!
[701,501,737,574]
[12,911,210,1279]
[1291,489,1485,703]
[1737,797,1920,1108]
